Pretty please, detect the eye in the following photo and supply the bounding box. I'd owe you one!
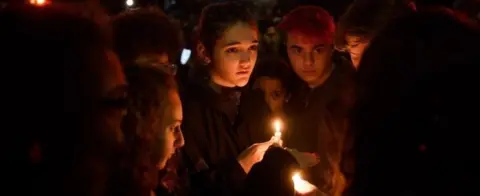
[248,45,258,51]
[348,43,359,48]
[226,47,239,54]
[170,125,182,133]
[272,90,283,99]
[290,47,302,54]
[314,46,326,53]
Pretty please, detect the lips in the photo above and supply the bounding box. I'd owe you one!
[302,70,316,74]
[236,70,250,75]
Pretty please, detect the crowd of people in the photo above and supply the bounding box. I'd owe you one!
[3,0,479,196]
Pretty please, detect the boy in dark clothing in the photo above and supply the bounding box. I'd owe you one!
[277,6,355,196]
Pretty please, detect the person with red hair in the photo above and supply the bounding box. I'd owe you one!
[277,5,355,196]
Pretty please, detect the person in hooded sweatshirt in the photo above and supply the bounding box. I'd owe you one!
[180,2,275,195]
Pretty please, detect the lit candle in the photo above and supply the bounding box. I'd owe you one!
[272,119,282,145]
[292,172,317,195]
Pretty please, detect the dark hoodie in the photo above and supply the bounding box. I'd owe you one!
[180,73,263,196]
[284,53,355,192]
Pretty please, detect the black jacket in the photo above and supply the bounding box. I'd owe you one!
[181,78,262,196]
[284,55,355,192]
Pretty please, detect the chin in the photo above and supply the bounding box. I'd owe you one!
[235,81,248,87]
[234,80,249,87]
[301,75,321,83]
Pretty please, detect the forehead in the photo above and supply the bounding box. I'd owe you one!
[218,23,258,45]
[166,90,182,118]
[266,27,276,34]
[345,35,364,44]
[287,32,328,46]
[263,78,283,88]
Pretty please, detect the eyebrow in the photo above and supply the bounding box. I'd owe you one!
[290,45,302,49]
[223,40,259,47]
[313,44,327,48]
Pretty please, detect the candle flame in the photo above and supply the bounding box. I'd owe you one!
[292,172,301,181]
[292,172,317,194]
[273,119,282,132]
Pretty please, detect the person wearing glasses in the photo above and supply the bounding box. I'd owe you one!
[111,7,183,75]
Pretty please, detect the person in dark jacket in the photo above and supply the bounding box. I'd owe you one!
[180,2,275,195]
[277,6,356,196]
[351,8,480,196]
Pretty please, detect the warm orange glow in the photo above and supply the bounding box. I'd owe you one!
[30,0,48,6]
[273,119,282,131]
[292,172,317,194]
[272,119,283,144]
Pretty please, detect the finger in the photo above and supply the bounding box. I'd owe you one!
[257,145,271,153]
[258,140,275,150]
[260,139,275,146]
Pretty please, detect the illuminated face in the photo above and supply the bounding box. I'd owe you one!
[286,32,333,87]
[256,76,285,113]
[264,26,279,45]
[345,35,370,69]
[155,90,184,169]
[210,22,259,87]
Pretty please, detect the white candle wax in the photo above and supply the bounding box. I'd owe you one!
[273,119,282,144]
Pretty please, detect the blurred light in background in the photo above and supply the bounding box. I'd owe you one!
[126,0,134,7]
[180,48,191,65]
[30,0,48,6]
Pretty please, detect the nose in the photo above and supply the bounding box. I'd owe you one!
[303,52,314,67]
[239,51,251,67]
[175,130,185,148]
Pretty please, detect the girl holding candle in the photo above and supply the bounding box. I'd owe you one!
[180,2,274,195]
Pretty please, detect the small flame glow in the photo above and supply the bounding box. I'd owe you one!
[292,172,316,194]
[30,0,47,6]
[273,119,282,132]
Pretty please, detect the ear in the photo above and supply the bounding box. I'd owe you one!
[196,42,211,64]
